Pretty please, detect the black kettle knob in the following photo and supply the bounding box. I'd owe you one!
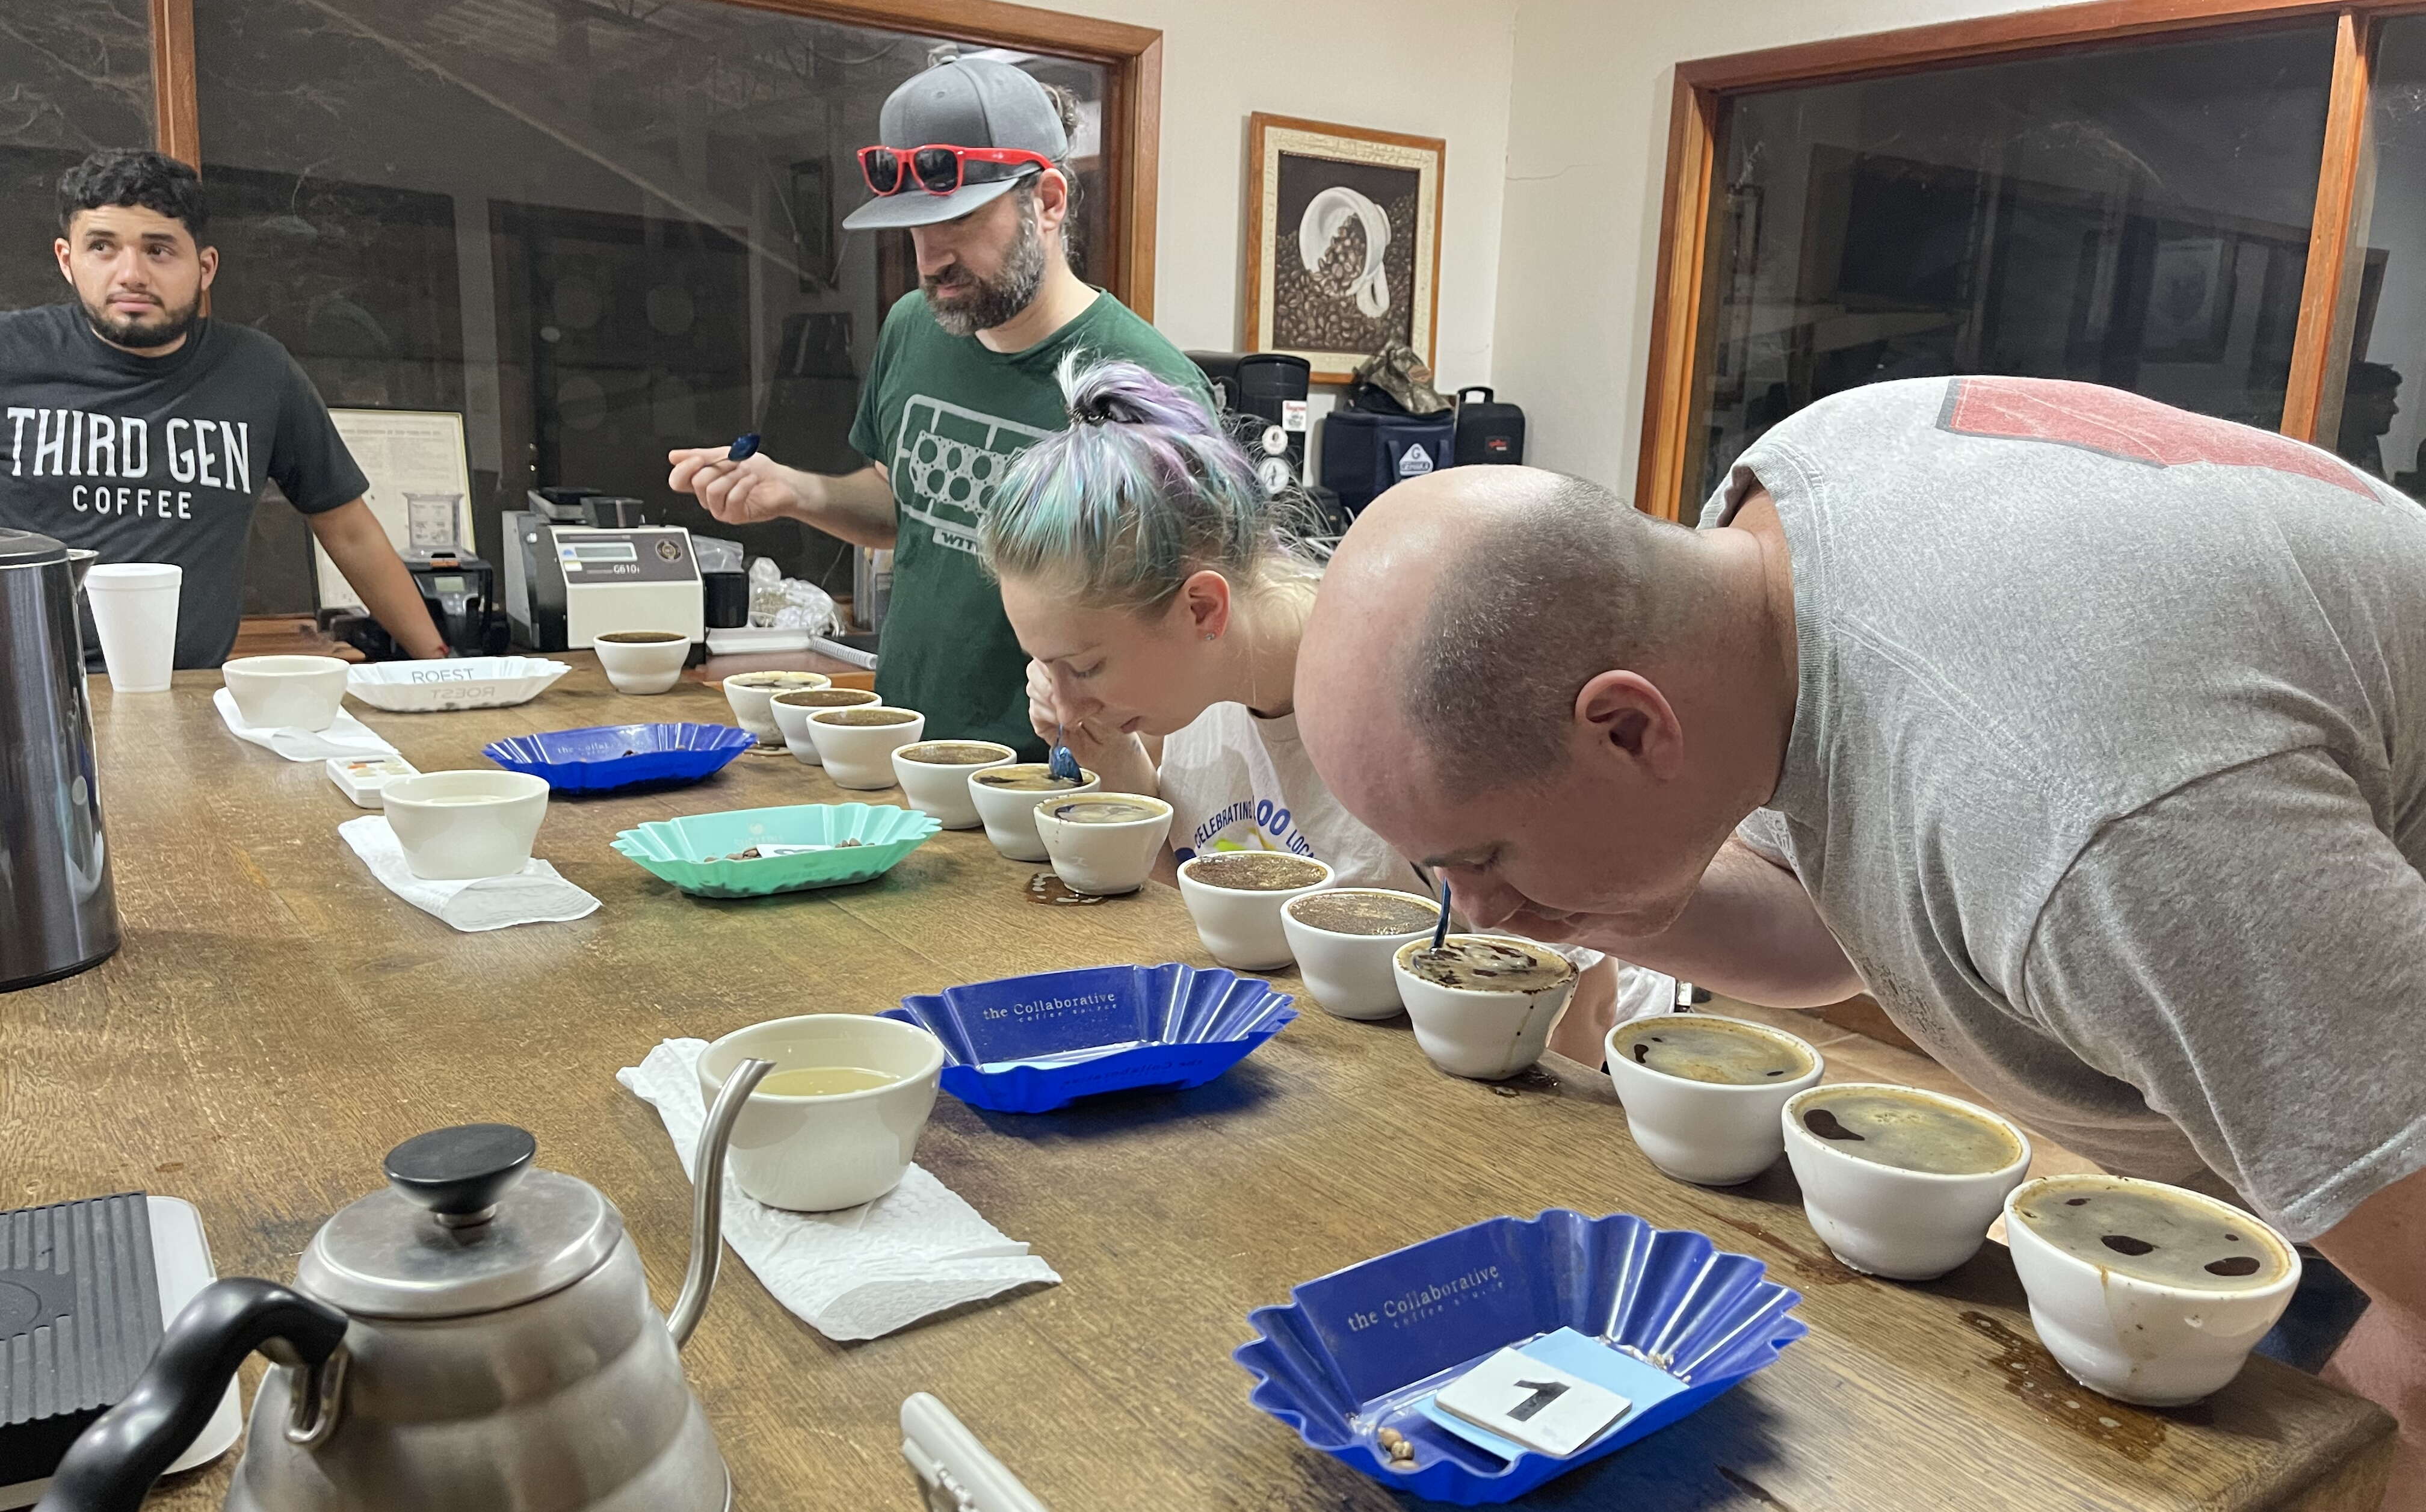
[384,1124,536,1227]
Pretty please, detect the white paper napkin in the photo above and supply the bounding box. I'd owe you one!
[214,686,398,761]
[338,816,599,932]
[618,1038,1060,1341]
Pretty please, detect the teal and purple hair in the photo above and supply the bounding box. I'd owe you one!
[981,353,1313,612]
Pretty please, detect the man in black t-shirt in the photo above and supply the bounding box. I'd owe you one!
[1,149,444,668]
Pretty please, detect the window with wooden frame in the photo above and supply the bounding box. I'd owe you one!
[1639,1,2426,520]
[0,0,1162,612]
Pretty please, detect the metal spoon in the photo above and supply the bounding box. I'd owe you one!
[1430,879,1453,951]
[1048,724,1082,783]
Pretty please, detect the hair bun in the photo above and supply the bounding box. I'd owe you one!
[1061,356,1213,435]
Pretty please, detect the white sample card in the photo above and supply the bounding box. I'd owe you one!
[1432,1347,1632,1458]
[316,408,474,612]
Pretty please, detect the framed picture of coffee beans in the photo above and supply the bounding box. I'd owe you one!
[1245,113,1445,385]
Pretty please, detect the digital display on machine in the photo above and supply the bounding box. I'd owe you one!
[425,575,467,593]
[567,541,640,563]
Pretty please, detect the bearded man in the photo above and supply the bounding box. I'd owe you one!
[1,149,446,667]
[669,57,1207,756]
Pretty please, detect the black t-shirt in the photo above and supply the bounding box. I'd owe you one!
[0,303,369,667]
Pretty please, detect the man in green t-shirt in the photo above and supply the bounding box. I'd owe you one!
[668,57,1208,758]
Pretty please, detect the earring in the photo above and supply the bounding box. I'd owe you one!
[1203,632,1217,641]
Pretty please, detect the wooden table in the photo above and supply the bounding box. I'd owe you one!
[12,661,2392,1511]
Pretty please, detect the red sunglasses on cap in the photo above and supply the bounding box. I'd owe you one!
[857,143,1055,198]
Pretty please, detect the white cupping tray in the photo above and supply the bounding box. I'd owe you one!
[345,656,572,712]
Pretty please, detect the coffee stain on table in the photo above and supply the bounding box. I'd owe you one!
[1025,872,1109,907]
[1706,1213,1864,1286]
[1959,1310,2166,1461]
[1716,1465,1804,1510]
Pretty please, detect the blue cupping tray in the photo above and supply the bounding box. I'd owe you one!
[1233,1209,1806,1505]
[484,721,756,792]
[880,963,1296,1113]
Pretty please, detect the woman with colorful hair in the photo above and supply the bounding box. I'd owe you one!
[980,354,1671,1059]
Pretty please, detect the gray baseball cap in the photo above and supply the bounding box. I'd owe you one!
[841,58,1068,232]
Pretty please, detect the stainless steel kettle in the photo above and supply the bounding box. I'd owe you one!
[38,1059,774,1512]
[0,528,119,992]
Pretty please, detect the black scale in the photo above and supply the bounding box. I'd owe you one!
[0,1194,161,1479]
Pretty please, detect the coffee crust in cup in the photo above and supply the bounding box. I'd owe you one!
[1288,889,1437,936]
[815,707,919,726]
[1795,1087,2021,1174]
[1404,936,1575,992]
[1186,853,1329,890]
[1614,1017,1812,1085]
[977,764,1094,791]
[900,741,1013,765]
[2013,1176,2291,1289]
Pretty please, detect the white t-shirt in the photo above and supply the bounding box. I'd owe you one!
[1159,701,1675,1023]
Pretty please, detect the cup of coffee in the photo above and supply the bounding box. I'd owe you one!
[1029,793,1172,896]
[1605,1015,1825,1185]
[592,629,691,696]
[768,686,877,764]
[2006,1174,2300,1406]
[378,770,550,881]
[1280,888,1441,1019]
[1780,1082,2031,1280]
[806,705,925,789]
[695,1013,945,1212]
[1176,853,1336,970]
[82,561,181,693]
[968,764,1100,861]
[722,669,832,741]
[1390,934,1579,1080]
[892,740,1017,829]
[221,654,350,732]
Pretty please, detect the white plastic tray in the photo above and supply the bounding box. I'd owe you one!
[345,656,571,712]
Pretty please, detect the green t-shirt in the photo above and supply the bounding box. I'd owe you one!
[847,289,1211,759]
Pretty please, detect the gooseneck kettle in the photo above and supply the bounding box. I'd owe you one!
[0,528,119,991]
[39,1059,774,1512]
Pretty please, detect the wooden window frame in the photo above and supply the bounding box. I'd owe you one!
[1637,0,2426,520]
[144,0,1162,319]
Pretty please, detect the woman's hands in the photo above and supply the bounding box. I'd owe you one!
[1026,659,1157,795]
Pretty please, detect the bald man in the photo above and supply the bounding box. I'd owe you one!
[1298,377,2426,1501]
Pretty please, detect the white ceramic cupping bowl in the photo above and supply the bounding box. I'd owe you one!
[1176,855,1336,970]
[1780,1082,2031,1280]
[1280,893,1446,1024]
[1280,889,1441,1019]
[378,770,551,881]
[1389,934,1579,1081]
[768,687,878,764]
[1605,1015,1826,1186]
[1031,792,1172,896]
[697,1013,945,1212]
[222,655,350,732]
[890,742,1016,829]
[2005,1175,2300,1406]
[723,671,832,742]
[591,631,691,695]
[968,767,1099,861]
[807,706,925,789]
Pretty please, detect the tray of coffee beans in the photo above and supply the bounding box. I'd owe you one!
[611,801,942,896]
[1232,1209,1805,1504]
[881,963,1296,1112]
[486,721,757,792]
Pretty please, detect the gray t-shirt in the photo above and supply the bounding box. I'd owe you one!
[0,304,368,668]
[1702,375,2426,1241]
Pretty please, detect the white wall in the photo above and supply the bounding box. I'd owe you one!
[1052,0,1520,393]
[1490,0,2071,497]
